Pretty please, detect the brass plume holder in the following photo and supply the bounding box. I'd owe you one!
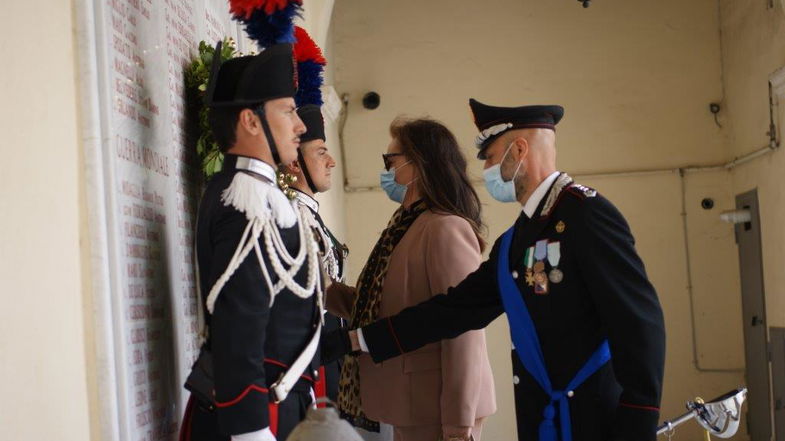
[277,171,299,200]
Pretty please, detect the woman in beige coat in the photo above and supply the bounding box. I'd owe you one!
[327,118,496,441]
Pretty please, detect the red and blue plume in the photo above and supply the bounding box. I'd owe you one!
[229,0,302,48]
[293,26,326,64]
[293,26,327,106]
[229,0,302,19]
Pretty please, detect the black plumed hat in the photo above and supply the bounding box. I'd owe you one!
[206,43,297,108]
[297,104,325,143]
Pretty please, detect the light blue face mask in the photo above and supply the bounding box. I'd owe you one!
[380,161,414,203]
[483,142,524,203]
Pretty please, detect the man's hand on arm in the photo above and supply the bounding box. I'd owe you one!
[319,327,365,365]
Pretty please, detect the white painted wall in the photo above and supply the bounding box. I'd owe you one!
[0,1,92,439]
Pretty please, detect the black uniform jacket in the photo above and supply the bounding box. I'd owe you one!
[361,174,666,441]
[196,155,320,436]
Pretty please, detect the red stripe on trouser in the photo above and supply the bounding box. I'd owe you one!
[178,396,195,441]
[269,402,279,437]
[314,366,327,407]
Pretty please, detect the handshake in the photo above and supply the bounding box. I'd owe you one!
[320,327,362,364]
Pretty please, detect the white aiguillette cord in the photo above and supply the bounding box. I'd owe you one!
[199,157,325,402]
[295,196,340,281]
[205,158,317,313]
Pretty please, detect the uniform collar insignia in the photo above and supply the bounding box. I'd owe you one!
[293,188,320,213]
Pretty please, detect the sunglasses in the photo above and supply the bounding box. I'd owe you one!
[382,153,405,171]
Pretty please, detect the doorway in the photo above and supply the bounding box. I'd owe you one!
[735,189,771,441]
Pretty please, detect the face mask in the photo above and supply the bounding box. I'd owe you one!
[380,161,414,203]
[483,142,524,203]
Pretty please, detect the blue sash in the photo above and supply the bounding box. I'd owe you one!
[497,226,611,441]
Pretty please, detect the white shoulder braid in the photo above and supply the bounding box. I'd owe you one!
[221,171,298,228]
[205,170,322,315]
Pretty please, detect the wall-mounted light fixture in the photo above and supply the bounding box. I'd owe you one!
[719,209,752,224]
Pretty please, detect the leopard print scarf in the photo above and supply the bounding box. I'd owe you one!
[338,200,426,431]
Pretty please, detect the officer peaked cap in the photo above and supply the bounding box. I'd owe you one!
[469,98,564,158]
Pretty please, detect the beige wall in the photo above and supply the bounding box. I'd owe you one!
[332,0,752,439]
[296,0,348,240]
[0,0,92,439]
[316,36,349,242]
[720,0,785,328]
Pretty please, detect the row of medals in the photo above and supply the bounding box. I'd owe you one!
[526,261,563,295]
[528,261,563,285]
[525,221,565,295]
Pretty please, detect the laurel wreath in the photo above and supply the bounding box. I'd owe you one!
[185,38,240,179]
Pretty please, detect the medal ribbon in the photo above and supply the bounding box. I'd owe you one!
[534,239,548,263]
[524,247,534,269]
[547,242,561,268]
